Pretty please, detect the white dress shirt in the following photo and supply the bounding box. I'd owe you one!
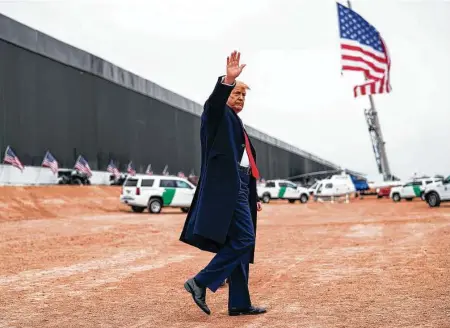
[221,77,250,168]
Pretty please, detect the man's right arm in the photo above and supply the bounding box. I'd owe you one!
[202,75,235,125]
[202,50,245,121]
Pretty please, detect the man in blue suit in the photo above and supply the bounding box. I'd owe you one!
[179,50,266,316]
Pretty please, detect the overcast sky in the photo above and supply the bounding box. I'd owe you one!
[0,0,449,181]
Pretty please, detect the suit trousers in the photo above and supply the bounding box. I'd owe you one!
[194,169,255,309]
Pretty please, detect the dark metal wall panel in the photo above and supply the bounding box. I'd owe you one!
[0,13,358,176]
[0,39,205,174]
[0,38,335,179]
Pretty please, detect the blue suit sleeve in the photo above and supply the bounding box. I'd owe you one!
[202,75,235,126]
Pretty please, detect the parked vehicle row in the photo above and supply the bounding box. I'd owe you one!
[117,172,450,214]
[120,176,314,214]
[375,175,450,207]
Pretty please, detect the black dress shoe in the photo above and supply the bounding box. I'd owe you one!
[229,306,267,316]
[184,278,211,315]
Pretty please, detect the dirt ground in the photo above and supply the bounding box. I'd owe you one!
[0,186,449,328]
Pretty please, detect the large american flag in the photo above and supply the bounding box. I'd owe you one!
[3,146,24,171]
[42,150,59,174]
[337,2,391,97]
[107,160,120,178]
[74,155,92,177]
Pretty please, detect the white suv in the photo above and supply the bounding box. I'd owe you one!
[257,179,309,204]
[120,174,196,213]
[390,178,442,202]
[423,175,450,207]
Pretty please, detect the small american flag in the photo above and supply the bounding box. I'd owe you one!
[3,146,24,171]
[127,162,136,176]
[42,150,58,174]
[145,164,153,175]
[107,160,120,178]
[74,155,92,177]
[162,165,169,176]
[337,2,391,97]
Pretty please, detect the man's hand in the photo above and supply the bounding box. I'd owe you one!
[257,201,262,212]
[223,50,246,85]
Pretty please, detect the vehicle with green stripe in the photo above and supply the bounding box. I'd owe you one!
[423,175,450,207]
[257,179,309,204]
[389,177,442,202]
[120,175,196,213]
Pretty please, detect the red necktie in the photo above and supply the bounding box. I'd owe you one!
[243,131,260,179]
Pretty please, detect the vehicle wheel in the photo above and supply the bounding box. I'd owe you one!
[73,178,82,185]
[426,192,441,207]
[131,206,145,213]
[148,198,162,213]
[181,207,190,213]
[300,194,309,203]
[392,193,401,202]
[262,194,270,203]
[288,199,296,204]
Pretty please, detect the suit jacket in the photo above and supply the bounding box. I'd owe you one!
[179,75,259,263]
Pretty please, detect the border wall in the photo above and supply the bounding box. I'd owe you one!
[0,13,361,185]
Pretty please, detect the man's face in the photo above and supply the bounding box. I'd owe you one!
[226,84,247,114]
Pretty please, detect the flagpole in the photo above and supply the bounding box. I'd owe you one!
[0,148,6,185]
[36,151,47,185]
[346,0,393,181]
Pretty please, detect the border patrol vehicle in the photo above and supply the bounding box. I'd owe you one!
[423,175,450,207]
[390,177,442,202]
[257,179,309,204]
[120,174,196,213]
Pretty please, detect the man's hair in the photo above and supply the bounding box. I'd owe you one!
[235,80,251,91]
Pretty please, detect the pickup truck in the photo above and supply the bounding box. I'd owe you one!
[423,175,450,207]
[257,179,309,204]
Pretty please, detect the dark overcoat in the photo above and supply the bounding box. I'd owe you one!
[179,76,259,263]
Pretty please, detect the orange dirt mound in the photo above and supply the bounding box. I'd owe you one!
[0,186,126,221]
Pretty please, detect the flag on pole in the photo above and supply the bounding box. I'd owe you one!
[127,161,136,175]
[336,2,391,97]
[162,165,169,176]
[107,160,120,178]
[74,155,92,177]
[42,150,58,174]
[3,146,24,171]
[145,164,153,175]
